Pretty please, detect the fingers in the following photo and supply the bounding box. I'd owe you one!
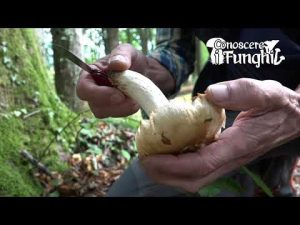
[141,125,258,193]
[76,43,144,119]
[88,99,140,118]
[77,72,125,103]
[108,44,139,71]
[76,70,139,118]
[205,78,289,111]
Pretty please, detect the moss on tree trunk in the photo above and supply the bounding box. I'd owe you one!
[0,28,76,196]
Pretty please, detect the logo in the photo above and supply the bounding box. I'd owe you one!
[206,38,285,68]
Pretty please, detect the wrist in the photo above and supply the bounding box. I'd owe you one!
[131,51,176,96]
[144,57,176,96]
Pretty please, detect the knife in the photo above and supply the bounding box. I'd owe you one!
[52,44,113,87]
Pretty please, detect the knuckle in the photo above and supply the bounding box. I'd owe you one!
[262,80,287,107]
[240,78,258,92]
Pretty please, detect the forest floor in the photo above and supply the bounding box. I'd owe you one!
[30,118,137,197]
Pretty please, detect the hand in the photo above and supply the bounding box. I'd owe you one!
[76,43,175,118]
[141,78,300,192]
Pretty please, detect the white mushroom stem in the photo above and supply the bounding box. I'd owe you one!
[109,70,170,116]
[108,69,226,157]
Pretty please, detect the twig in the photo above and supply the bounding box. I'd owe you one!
[43,109,90,156]
[23,109,41,119]
[21,150,54,178]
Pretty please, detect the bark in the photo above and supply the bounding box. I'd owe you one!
[137,28,148,54]
[103,28,119,54]
[0,28,75,196]
[51,28,84,112]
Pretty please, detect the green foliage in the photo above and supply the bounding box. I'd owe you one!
[0,117,42,195]
[37,28,157,72]
[198,167,274,197]
[83,28,103,63]
[74,114,141,164]
[0,28,77,196]
[119,28,142,50]
[199,41,209,72]
[241,166,274,197]
[198,177,245,197]
[121,150,131,161]
[119,28,156,53]
[103,116,141,130]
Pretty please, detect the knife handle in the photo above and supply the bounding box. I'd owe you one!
[91,69,113,87]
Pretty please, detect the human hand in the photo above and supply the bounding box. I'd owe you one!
[76,44,143,118]
[76,43,175,118]
[141,78,300,192]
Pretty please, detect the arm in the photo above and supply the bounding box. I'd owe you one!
[149,28,196,96]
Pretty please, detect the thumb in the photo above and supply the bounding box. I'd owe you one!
[108,44,138,71]
[205,78,287,111]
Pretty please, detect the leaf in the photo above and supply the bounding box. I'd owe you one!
[80,128,93,138]
[13,111,22,117]
[51,178,63,187]
[49,191,60,197]
[56,127,63,133]
[10,74,18,82]
[121,150,131,161]
[48,111,55,119]
[198,184,222,197]
[1,45,8,53]
[3,114,11,119]
[241,166,274,197]
[103,116,141,130]
[198,177,245,197]
[20,108,27,114]
[87,143,102,155]
[3,56,11,65]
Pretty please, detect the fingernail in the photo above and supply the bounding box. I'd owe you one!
[89,64,98,70]
[110,93,124,104]
[207,84,229,102]
[109,55,127,64]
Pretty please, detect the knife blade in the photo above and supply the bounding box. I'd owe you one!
[52,44,113,87]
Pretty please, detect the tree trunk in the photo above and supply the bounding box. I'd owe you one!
[0,28,75,196]
[137,28,148,54]
[126,28,133,44]
[50,28,84,112]
[103,28,119,54]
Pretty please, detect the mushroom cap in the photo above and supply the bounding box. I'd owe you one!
[136,94,226,157]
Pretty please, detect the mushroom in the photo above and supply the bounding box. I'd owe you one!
[108,70,226,157]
